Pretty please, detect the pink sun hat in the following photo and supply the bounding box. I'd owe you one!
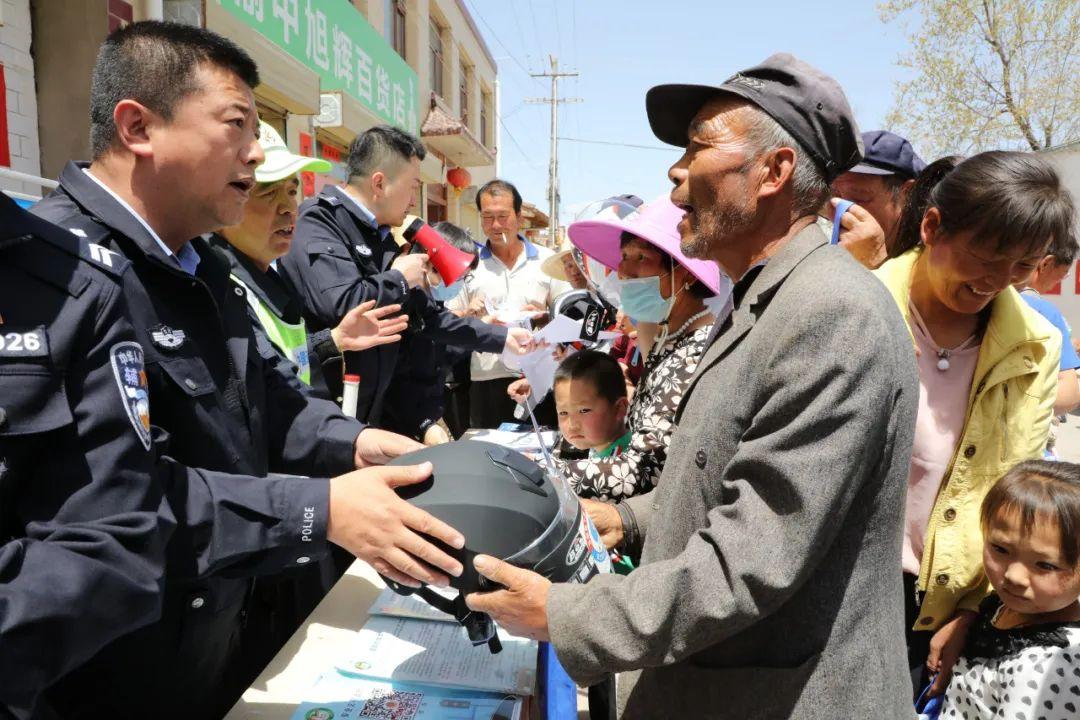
[567,194,723,295]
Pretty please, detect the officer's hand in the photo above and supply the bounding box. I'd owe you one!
[422,424,450,446]
[331,301,409,352]
[465,555,551,642]
[503,327,535,355]
[391,253,431,289]
[354,427,425,468]
[328,462,465,588]
[581,498,624,550]
[507,377,532,404]
[832,199,888,269]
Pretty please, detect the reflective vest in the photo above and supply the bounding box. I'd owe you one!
[231,273,311,385]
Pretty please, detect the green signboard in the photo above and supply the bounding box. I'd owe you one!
[216,0,419,133]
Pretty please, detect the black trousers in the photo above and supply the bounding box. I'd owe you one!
[904,571,932,701]
[444,381,471,439]
[468,378,558,429]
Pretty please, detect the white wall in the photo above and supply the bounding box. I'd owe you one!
[1043,147,1080,332]
[1,0,43,197]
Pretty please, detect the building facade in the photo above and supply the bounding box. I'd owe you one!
[8,0,511,238]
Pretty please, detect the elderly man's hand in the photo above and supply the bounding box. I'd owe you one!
[832,199,888,269]
[465,555,551,642]
[581,499,624,550]
[355,427,424,468]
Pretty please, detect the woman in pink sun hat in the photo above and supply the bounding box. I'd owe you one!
[559,195,731,506]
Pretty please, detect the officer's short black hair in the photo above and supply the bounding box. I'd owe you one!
[90,20,259,159]
[432,221,480,270]
[347,125,426,182]
[553,350,627,405]
[476,179,523,214]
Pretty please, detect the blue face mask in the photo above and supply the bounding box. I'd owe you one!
[430,278,464,302]
[617,275,671,323]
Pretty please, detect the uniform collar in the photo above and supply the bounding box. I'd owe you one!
[77,163,200,275]
[478,233,539,261]
[210,235,302,323]
[326,185,391,242]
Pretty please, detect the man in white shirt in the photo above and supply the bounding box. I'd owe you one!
[450,180,570,427]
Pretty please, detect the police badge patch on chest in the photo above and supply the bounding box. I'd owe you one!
[110,341,152,450]
[150,324,186,351]
[355,244,373,257]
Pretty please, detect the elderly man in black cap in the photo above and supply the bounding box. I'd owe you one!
[465,53,920,719]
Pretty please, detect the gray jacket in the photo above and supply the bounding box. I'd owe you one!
[547,224,919,719]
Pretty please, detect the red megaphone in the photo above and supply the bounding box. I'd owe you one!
[402,218,473,286]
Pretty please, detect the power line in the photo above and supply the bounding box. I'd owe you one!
[509,2,533,67]
[527,0,542,60]
[461,0,539,81]
[558,136,674,152]
[551,0,564,62]
[500,115,543,170]
[528,56,582,233]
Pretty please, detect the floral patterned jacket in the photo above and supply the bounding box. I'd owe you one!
[559,325,711,501]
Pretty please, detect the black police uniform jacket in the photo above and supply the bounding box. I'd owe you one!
[278,185,507,423]
[0,194,168,720]
[32,162,364,719]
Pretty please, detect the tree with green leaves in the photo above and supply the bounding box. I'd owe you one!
[880,0,1080,158]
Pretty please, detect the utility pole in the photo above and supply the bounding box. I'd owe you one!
[527,55,580,245]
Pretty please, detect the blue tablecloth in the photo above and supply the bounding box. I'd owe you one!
[538,642,578,719]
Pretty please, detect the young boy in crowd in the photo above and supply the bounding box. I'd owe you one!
[553,350,631,461]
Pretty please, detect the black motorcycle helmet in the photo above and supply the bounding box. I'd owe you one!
[551,289,617,346]
[386,440,608,652]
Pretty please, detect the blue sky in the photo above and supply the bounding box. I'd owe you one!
[466,0,917,225]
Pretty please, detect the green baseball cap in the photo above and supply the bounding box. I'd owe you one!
[254,121,332,183]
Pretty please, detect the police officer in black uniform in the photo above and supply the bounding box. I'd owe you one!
[33,22,466,719]
[279,126,534,424]
[0,192,169,720]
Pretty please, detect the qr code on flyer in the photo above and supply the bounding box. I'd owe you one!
[358,689,423,719]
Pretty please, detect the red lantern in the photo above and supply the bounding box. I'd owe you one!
[446,167,471,194]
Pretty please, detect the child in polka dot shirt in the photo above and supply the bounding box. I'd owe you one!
[940,460,1080,720]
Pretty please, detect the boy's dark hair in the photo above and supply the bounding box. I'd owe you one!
[347,125,426,182]
[553,350,627,405]
[432,221,479,270]
[476,179,523,214]
[619,232,711,299]
[891,151,1076,261]
[90,21,259,159]
[981,459,1080,567]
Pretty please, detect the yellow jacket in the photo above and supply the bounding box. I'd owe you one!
[874,249,1060,630]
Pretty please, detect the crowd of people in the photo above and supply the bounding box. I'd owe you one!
[2,18,1080,720]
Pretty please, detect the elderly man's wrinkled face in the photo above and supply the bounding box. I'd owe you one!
[832,171,908,239]
[668,98,759,261]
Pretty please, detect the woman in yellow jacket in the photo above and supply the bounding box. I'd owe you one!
[873,151,1074,699]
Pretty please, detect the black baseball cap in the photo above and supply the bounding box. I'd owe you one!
[646,53,862,182]
[848,130,925,179]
